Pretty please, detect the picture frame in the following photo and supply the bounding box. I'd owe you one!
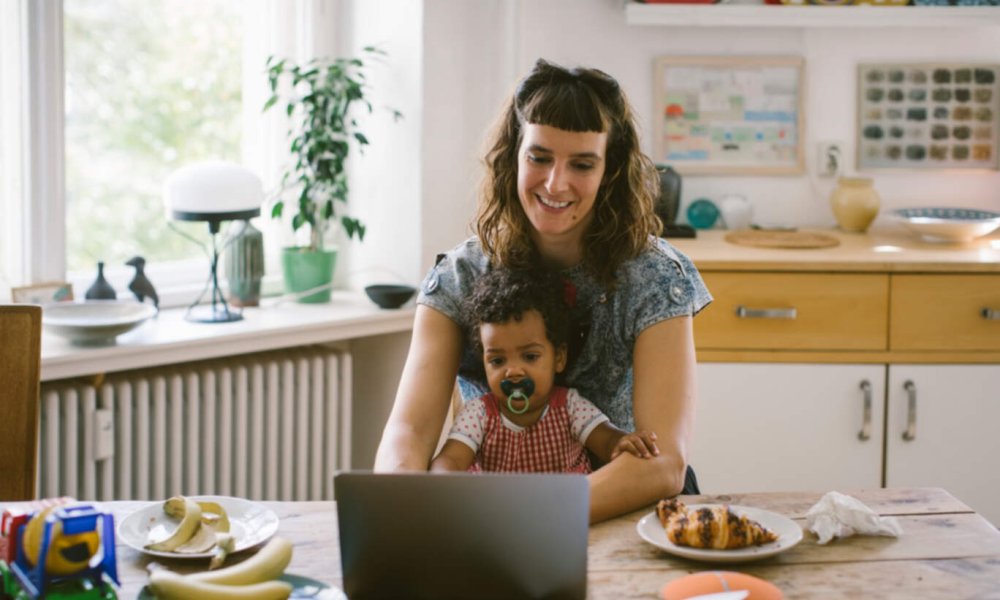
[11,281,74,304]
[653,56,805,175]
[857,63,1000,171]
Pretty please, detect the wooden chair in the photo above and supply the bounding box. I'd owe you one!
[0,305,42,500]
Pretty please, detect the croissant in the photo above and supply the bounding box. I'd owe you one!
[655,499,778,550]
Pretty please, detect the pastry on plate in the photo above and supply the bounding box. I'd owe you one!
[655,499,778,550]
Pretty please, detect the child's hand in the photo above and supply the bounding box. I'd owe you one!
[610,430,659,460]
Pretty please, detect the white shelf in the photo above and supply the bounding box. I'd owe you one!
[40,291,416,381]
[625,2,1000,28]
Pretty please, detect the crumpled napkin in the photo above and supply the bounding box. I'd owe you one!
[805,491,903,545]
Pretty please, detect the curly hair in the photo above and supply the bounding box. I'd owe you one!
[465,267,571,357]
[474,58,662,287]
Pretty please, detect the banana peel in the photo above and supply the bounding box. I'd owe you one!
[146,496,203,552]
[164,497,231,533]
[173,522,220,554]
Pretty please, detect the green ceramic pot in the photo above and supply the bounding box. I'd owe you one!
[281,247,337,303]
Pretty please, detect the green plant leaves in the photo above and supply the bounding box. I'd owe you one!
[263,46,397,251]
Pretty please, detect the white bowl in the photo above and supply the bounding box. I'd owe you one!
[43,300,157,345]
[892,207,1000,243]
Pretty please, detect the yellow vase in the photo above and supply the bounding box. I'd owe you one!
[830,177,880,233]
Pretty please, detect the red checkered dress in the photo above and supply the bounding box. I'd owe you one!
[448,386,608,473]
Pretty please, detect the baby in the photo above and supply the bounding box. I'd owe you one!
[430,266,658,473]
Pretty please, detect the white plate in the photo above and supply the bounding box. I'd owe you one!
[892,207,1000,243]
[117,495,279,559]
[636,504,803,563]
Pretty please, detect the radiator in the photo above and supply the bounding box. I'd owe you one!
[37,345,352,502]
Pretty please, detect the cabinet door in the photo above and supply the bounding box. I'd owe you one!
[693,363,885,494]
[886,365,1000,526]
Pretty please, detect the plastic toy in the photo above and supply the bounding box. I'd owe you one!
[1,500,118,600]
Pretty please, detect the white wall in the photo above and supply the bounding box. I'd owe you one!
[352,0,1000,281]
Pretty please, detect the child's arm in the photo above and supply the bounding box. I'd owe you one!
[430,439,477,472]
[584,423,660,464]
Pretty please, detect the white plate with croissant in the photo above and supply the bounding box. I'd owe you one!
[637,499,803,563]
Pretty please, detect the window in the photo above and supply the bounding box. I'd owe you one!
[1,0,337,306]
[63,0,244,274]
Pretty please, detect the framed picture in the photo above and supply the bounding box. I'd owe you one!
[653,56,805,175]
[11,281,74,304]
[857,63,1000,171]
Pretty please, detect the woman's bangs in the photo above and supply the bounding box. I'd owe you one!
[521,85,607,133]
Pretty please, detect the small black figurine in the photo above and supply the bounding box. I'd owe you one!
[85,261,117,300]
[126,256,159,309]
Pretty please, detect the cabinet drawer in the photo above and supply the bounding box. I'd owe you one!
[891,274,1000,351]
[695,272,889,350]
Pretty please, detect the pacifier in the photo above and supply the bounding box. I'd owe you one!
[500,378,535,415]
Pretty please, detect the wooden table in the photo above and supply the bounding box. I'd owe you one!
[101,487,1000,598]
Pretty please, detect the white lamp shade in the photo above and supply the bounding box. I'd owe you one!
[164,161,263,221]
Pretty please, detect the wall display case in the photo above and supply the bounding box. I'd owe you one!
[857,63,1000,170]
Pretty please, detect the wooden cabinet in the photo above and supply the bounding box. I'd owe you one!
[890,274,1000,351]
[677,231,1000,525]
[697,272,888,351]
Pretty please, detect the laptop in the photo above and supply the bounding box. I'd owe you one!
[334,472,589,600]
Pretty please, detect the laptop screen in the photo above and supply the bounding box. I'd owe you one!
[334,472,589,600]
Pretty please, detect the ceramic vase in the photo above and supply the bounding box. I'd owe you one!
[85,262,117,300]
[830,177,880,233]
[281,247,337,303]
[224,220,265,307]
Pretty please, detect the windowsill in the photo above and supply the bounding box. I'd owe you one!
[41,291,417,382]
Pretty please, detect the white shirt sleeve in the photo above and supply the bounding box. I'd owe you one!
[447,396,488,452]
[567,388,610,444]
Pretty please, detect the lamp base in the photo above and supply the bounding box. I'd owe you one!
[185,304,243,323]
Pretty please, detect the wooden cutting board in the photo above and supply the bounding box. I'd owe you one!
[724,229,841,249]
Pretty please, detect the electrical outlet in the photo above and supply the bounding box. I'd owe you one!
[818,142,843,178]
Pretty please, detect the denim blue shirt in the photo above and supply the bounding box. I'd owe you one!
[417,236,712,431]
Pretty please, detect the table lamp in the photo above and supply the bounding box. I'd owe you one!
[164,161,263,323]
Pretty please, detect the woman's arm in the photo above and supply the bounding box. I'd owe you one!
[374,305,465,472]
[587,316,697,523]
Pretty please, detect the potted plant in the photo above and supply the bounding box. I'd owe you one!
[264,47,399,303]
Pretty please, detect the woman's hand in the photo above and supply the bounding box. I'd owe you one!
[610,430,660,460]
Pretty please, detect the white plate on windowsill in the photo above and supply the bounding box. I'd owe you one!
[637,504,803,563]
[117,495,279,559]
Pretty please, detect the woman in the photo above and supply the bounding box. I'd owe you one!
[374,58,712,522]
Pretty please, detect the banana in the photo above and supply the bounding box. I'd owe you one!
[148,569,292,600]
[189,537,293,586]
[145,496,202,552]
[164,497,231,533]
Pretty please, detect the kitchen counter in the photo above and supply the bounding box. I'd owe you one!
[670,224,1000,273]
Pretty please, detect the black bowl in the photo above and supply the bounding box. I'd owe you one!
[365,284,417,309]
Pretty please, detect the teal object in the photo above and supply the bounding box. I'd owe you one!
[687,199,720,229]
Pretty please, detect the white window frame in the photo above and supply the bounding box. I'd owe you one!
[4,0,339,306]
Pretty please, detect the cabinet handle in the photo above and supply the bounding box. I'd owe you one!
[735,305,797,320]
[902,380,917,442]
[982,308,1000,320]
[857,379,872,441]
